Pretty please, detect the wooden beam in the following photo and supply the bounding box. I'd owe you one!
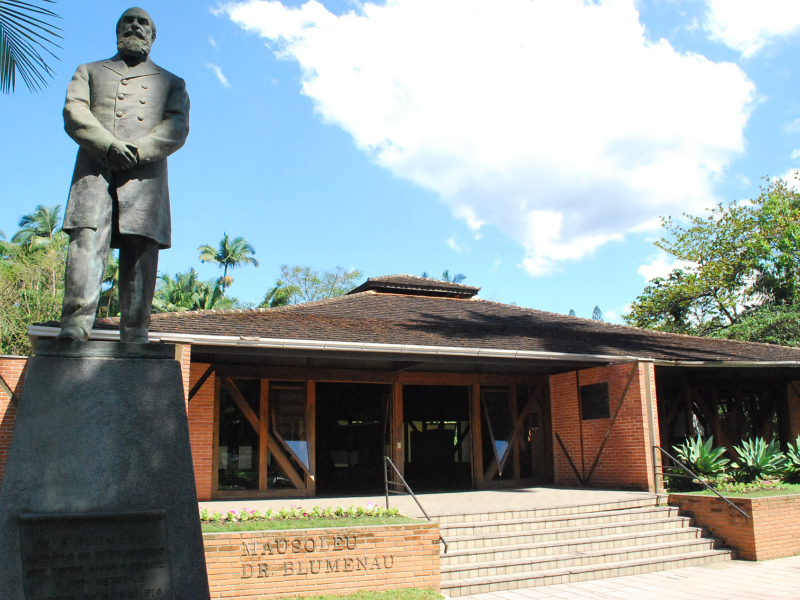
[307,380,317,496]
[216,365,545,386]
[0,374,19,408]
[555,431,585,486]
[221,378,260,434]
[483,388,538,480]
[392,382,404,476]
[211,376,221,494]
[267,437,306,490]
[259,379,269,491]
[212,488,311,500]
[471,383,484,489]
[510,385,521,480]
[188,365,215,402]
[270,427,311,477]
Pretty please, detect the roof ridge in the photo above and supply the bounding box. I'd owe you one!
[367,273,479,290]
[147,290,376,320]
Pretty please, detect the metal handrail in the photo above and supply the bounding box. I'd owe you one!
[653,446,750,522]
[383,456,449,553]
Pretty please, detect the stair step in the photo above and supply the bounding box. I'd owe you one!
[441,549,734,596]
[441,538,723,579]
[443,516,694,550]
[439,506,679,535]
[442,526,709,564]
[433,495,667,523]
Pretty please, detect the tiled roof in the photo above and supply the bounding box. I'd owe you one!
[85,290,800,363]
[348,274,480,298]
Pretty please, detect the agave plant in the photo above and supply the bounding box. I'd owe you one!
[672,435,730,476]
[784,435,800,483]
[732,437,785,482]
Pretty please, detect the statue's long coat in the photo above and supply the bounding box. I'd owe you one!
[62,54,190,249]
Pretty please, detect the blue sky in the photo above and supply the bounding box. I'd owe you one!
[3,0,800,320]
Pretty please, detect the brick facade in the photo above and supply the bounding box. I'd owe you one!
[550,362,660,492]
[203,522,441,599]
[669,493,800,560]
[189,362,215,502]
[0,355,27,490]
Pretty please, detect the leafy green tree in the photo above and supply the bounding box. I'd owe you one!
[198,233,258,292]
[624,176,800,345]
[12,203,67,250]
[592,306,603,321]
[0,0,62,93]
[0,235,66,355]
[259,265,363,308]
[152,269,237,313]
[568,309,576,317]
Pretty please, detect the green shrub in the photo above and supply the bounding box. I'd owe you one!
[784,435,800,482]
[732,437,785,482]
[673,435,730,476]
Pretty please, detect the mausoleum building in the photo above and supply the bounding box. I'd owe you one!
[3,274,800,502]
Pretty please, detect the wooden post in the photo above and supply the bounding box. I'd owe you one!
[510,385,521,480]
[306,380,317,496]
[471,383,484,488]
[392,382,404,476]
[259,379,269,491]
[211,375,221,496]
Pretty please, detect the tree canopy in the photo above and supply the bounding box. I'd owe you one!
[152,269,238,313]
[624,176,800,346]
[260,265,363,308]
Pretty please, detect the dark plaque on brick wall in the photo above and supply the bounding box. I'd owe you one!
[19,510,174,600]
[580,382,611,420]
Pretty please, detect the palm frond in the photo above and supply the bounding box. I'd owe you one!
[0,0,62,94]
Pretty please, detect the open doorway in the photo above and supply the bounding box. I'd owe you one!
[403,385,471,491]
[315,383,392,495]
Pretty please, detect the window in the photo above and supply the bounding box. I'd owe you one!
[580,382,611,420]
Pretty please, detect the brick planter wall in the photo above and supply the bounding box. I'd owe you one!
[203,522,441,599]
[669,493,800,560]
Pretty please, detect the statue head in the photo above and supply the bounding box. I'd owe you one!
[116,7,156,59]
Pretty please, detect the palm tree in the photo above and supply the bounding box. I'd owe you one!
[422,269,466,284]
[198,233,259,292]
[0,0,63,93]
[12,203,66,250]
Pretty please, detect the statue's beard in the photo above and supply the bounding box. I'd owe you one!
[117,35,151,59]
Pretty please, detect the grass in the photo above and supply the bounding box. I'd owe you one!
[201,516,422,533]
[681,482,800,498]
[277,589,442,600]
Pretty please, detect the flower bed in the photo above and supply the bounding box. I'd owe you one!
[669,492,800,560]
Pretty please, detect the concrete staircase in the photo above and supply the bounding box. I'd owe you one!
[437,495,733,596]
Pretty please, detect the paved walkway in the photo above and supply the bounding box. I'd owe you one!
[199,487,657,518]
[457,555,800,600]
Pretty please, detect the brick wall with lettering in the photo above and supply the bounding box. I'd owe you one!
[0,355,27,491]
[189,362,215,502]
[670,493,800,560]
[203,522,441,599]
[550,362,660,492]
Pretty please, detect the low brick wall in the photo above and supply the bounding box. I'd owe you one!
[203,522,441,599]
[669,493,800,560]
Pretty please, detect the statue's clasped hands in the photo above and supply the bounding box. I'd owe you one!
[107,139,139,171]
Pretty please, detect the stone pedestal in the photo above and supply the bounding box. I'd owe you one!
[0,340,210,600]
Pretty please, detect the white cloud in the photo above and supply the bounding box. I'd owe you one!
[792,150,800,160]
[783,119,800,134]
[209,36,218,47]
[446,235,467,253]
[735,173,751,187]
[206,63,231,87]
[637,254,695,281]
[777,170,800,191]
[223,0,755,275]
[703,0,800,57]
